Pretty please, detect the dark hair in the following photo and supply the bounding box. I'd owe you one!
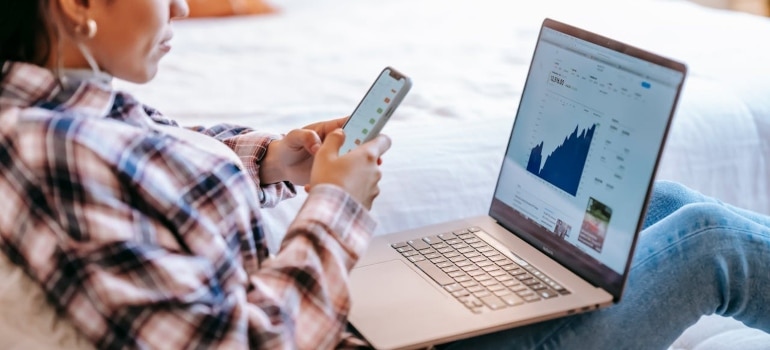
[0,0,52,66]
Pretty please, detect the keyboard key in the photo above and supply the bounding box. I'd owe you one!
[467,269,486,277]
[457,247,475,254]
[457,233,475,240]
[476,245,494,252]
[487,284,505,292]
[448,271,465,278]
[438,232,457,240]
[479,295,507,310]
[493,289,512,296]
[501,294,525,306]
[499,264,518,271]
[415,260,454,285]
[391,242,408,249]
[489,255,507,262]
[469,256,487,263]
[454,276,472,283]
[476,260,494,267]
[480,279,499,287]
[495,274,514,282]
[444,283,464,292]
[453,229,471,236]
[396,246,413,253]
[464,238,481,244]
[460,281,479,288]
[408,255,426,263]
[467,285,484,293]
[408,239,430,250]
[488,270,507,277]
[455,260,473,267]
[442,266,459,273]
[430,257,448,264]
[515,273,534,281]
[517,290,535,297]
[423,235,443,245]
[464,297,484,308]
[431,242,448,249]
[501,280,521,287]
[511,285,528,293]
[474,274,492,282]
[452,290,470,298]
[470,242,487,249]
[539,290,559,299]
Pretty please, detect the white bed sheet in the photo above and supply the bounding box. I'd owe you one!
[108,0,770,347]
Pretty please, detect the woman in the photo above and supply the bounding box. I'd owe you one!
[1,1,768,349]
[1,0,389,349]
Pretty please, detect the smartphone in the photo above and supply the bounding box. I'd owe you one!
[339,66,412,155]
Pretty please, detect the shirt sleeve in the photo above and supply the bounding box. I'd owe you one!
[0,116,375,349]
[145,109,295,208]
[246,184,376,348]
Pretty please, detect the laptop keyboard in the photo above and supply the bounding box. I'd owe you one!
[391,227,570,313]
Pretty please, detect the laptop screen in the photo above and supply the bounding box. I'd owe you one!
[490,18,686,300]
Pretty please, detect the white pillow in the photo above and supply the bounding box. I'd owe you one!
[0,252,93,349]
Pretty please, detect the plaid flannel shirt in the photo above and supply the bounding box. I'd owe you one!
[0,62,375,349]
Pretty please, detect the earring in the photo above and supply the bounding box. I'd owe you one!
[75,18,97,39]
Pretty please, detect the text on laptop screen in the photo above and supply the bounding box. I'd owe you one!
[491,25,684,292]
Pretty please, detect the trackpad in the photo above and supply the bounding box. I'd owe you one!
[349,260,455,347]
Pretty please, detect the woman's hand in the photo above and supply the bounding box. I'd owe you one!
[259,117,347,185]
[308,129,391,209]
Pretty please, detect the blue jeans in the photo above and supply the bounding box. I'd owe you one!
[444,181,770,349]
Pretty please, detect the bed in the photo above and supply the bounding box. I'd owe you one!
[3,0,770,348]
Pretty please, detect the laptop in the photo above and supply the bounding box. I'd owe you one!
[347,18,687,349]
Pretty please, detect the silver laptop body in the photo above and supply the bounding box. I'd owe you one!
[349,18,687,350]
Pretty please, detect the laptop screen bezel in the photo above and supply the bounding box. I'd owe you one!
[489,18,687,301]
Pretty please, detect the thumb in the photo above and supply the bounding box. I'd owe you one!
[317,128,345,159]
[285,129,321,151]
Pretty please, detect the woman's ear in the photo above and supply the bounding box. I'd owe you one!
[54,0,90,29]
[53,0,96,38]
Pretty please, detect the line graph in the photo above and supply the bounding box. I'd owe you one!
[526,124,596,196]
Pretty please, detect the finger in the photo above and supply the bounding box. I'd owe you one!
[288,129,322,152]
[317,128,345,159]
[362,134,392,158]
[334,116,348,129]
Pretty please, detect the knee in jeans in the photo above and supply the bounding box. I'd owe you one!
[651,181,699,208]
[673,202,731,228]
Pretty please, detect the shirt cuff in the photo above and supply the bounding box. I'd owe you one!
[288,184,376,264]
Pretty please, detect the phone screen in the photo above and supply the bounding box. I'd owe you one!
[339,67,411,155]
